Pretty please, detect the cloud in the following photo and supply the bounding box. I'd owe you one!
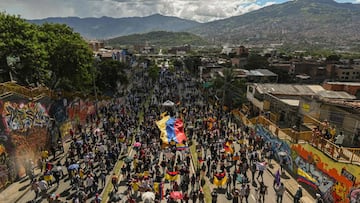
[0,0,358,22]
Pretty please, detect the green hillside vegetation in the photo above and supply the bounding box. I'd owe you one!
[105,31,210,47]
[190,0,360,48]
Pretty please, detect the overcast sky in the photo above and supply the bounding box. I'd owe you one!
[1,0,359,22]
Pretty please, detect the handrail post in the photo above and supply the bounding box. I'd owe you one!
[350,149,355,163]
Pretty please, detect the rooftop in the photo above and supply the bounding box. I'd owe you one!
[234,69,277,77]
[317,90,356,100]
[254,83,324,96]
[325,82,360,86]
[253,83,355,100]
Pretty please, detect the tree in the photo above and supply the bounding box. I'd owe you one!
[0,13,48,85]
[326,54,341,62]
[95,60,129,94]
[244,54,269,70]
[38,23,94,91]
[184,56,201,75]
[212,68,246,109]
[148,65,160,82]
[0,13,95,92]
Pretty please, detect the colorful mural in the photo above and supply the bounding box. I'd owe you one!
[0,99,51,190]
[67,99,96,124]
[1,101,50,132]
[255,125,293,170]
[292,144,360,203]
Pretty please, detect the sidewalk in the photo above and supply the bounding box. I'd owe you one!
[0,137,73,203]
[266,162,314,203]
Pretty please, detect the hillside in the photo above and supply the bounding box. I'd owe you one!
[105,31,209,47]
[189,0,360,48]
[28,14,201,39]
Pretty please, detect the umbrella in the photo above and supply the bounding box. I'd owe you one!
[170,191,183,200]
[76,140,83,145]
[124,157,133,163]
[94,128,101,133]
[162,100,175,107]
[142,192,155,201]
[68,164,79,170]
[134,142,142,147]
[278,151,287,157]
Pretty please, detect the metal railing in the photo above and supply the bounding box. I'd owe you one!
[231,112,360,165]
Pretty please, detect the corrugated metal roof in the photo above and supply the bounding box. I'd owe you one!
[280,99,300,106]
[255,84,323,95]
[317,90,356,99]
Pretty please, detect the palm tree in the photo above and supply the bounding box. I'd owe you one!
[212,68,246,109]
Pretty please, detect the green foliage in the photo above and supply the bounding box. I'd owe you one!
[244,54,269,70]
[0,13,48,85]
[95,60,129,93]
[106,31,210,47]
[148,65,160,82]
[0,13,95,92]
[326,54,341,62]
[212,68,246,109]
[184,56,201,75]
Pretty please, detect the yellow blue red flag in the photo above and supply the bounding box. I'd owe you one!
[156,115,187,144]
[165,171,179,181]
[213,172,227,186]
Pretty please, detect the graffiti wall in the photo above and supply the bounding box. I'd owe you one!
[2,101,50,131]
[255,125,293,170]
[67,99,96,124]
[292,143,360,203]
[0,97,52,190]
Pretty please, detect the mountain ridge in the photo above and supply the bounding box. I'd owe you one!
[27,0,360,48]
[28,14,201,39]
[189,0,360,47]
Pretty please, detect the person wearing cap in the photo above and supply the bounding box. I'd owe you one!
[294,185,303,203]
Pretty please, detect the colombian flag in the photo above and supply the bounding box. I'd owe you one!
[224,142,234,154]
[213,172,227,187]
[156,115,187,144]
[165,171,179,181]
[297,168,318,189]
[154,182,164,200]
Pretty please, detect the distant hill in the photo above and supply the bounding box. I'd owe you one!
[28,14,201,39]
[105,31,210,47]
[189,0,360,47]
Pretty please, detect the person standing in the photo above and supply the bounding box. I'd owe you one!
[274,182,285,203]
[294,185,303,203]
[258,181,268,203]
[211,190,218,203]
[111,173,119,192]
[244,184,250,203]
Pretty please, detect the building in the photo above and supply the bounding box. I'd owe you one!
[299,95,359,146]
[234,46,249,57]
[335,65,360,81]
[168,44,191,55]
[323,82,360,99]
[246,83,355,128]
[234,69,278,83]
[88,40,104,52]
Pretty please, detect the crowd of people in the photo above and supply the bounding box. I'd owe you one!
[24,64,315,203]
[26,68,149,203]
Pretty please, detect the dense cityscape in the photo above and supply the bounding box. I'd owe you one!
[1,0,360,203]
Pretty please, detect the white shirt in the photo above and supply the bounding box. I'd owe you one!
[335,134,344,145]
